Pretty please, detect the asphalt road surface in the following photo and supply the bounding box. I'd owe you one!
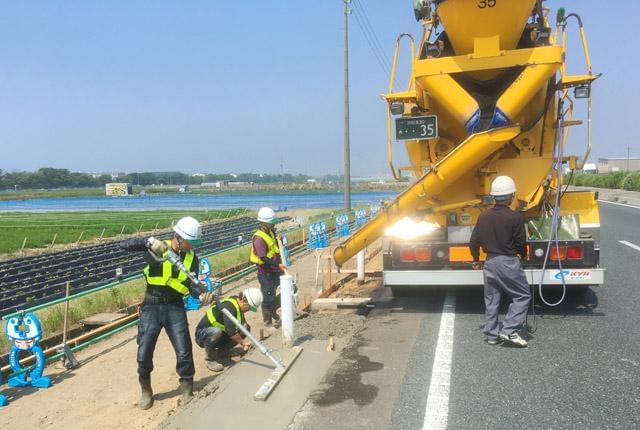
[290,201,640,430]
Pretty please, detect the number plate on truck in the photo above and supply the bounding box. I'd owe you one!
[395,116,438,140]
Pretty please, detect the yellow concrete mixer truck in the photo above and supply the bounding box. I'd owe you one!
[334,0,604,298]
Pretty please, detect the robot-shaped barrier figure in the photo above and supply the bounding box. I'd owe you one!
[5,313,52,392]
[184,258,218,311]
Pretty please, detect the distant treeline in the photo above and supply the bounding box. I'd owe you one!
[569,171,640,191]
[0,168,317,190]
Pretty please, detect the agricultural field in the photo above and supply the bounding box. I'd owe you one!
[0,208,247,255]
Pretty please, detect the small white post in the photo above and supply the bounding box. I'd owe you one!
[357,249,365,285]
[280,274,295,348]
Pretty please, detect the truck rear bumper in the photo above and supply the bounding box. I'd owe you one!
[383,268,605,287]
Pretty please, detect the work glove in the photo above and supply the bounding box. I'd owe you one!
[146,236,168,257]
[242,339,253,352]
[199,291,216,305]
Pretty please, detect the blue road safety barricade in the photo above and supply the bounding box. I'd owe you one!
[307,221,329,250]
[370,205,380,217]
[3,312,52,405]
[335,214,351,237]
[184,259,218,311]
[281,234,291,267]
[354,209,368,228]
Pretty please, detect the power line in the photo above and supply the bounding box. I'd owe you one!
[353,0,394,71]
[350,3,392,82]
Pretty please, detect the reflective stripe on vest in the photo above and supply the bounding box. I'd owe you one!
[249,229,280,265]
[143,240,195,295]
[206,297,242,330]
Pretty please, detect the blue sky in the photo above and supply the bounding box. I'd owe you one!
[0,1,635,176]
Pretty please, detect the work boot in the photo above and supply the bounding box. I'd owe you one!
[205,346,225,372]
[179,379,194,404]
[500,332,528,348]
[272,311,281,328]
[138,376,154,410]
[206,359,224,372]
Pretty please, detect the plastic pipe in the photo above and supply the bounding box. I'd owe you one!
[357,250,365,284]
[280,274,295,349]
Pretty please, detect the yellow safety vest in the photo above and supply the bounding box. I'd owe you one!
[143,240,195,295]
[206,297,243,330]
[249,229,280,265]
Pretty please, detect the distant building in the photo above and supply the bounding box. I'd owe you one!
[201,181,228,189]
[597,158,640,173]
[581,163,597,173]
[105,183,132,196]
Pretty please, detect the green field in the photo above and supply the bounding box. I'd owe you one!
[0,208,248,255]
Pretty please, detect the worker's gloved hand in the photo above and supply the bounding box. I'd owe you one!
[278,263,288,273]
[199,291,216,305]
[242,339,252,352]
[471,261,483,270]
[146,237,167,257]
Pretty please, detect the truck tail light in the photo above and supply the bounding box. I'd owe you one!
[567,245,584,260]
[402,249,416,262]
[550,246,567,261]
[416,248,432,261]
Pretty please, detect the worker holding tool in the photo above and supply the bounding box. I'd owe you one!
[250,207,286,333]
[470,176,531,348]
[194,288,263,372]
[120,216,215,410]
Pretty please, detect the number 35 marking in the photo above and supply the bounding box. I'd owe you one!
[478,0,496,8]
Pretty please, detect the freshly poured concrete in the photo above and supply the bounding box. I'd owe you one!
[160,335,342,430]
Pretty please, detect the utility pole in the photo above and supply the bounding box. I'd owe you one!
[627,144,631,172]
[343,0,352,212]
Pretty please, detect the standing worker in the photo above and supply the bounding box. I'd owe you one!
[120,216,214,409]
[194,288,263,371]
[249,207,287,332]
[470,176,531,348]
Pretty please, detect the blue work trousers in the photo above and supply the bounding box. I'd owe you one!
[136,303,195,381]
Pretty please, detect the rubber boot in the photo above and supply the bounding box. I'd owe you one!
[205,346,224,372]
[138,376,154,410]
[179,379,194,405]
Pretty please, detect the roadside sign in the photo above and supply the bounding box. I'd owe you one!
[395,115,438,140]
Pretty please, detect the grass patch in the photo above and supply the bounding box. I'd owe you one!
[0,208,247,254]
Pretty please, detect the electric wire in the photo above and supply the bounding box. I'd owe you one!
[350,1,398,87]
[353,0,394,72]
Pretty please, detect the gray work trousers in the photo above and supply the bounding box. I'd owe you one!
[483,255,531,339]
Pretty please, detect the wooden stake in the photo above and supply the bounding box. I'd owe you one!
[99,228,106,241]
[62,282,71,345]
[120,225,126,237]
[20,237,27,254]
[76,231,84,245]
[50,233,57,248]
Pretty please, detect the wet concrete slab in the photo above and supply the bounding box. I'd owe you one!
[160,336,341,430]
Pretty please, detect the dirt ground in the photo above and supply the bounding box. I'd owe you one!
[0,234,382,429]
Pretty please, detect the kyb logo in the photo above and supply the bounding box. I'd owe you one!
[554,270,592,280]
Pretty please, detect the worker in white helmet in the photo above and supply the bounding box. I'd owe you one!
[249,207,287,332]
[194,288,263,372]
[470,176,531,348]
[120,216,214,409]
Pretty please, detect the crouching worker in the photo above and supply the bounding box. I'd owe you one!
[194,288,263,372]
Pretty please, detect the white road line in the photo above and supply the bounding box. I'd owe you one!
[422,292,456,430]
[620,240,640,252]
[599,200,640,210]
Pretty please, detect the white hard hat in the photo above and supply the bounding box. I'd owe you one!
[173,216,202,245]
[490,176,517,199]
[257,207,276,224]
[243,287,263,310]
